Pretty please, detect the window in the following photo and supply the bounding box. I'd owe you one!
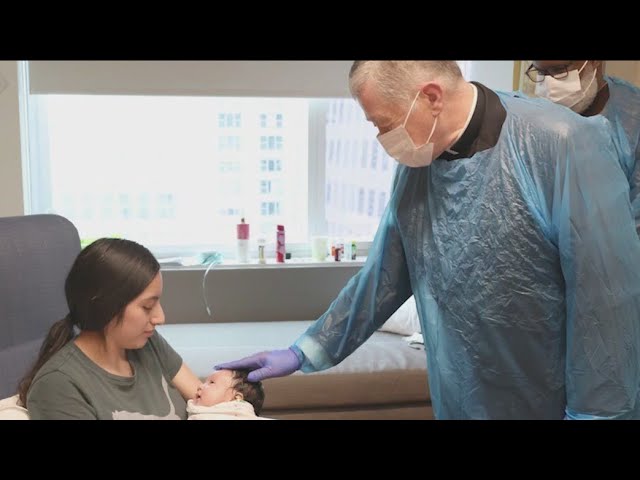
[218,207,242,216]
[370,142,378,170]
[324,99,393,238]
[348,185,355,213]
[218,113,241,128]
[260,180,272,194]
[218,136,240,151]
[260,201,280,216]
[342,140,350,168]
[260,113,284,129]
[378,192,387,216]
[219,160,241,173]
[360,141,369,169]
[381,144,389,171]
[24,93,397,258]
[260,159,282,172]
[260,135,283,151]
[367,190,376,217]
[328,139,335,165]
[340,183,347,211]
[17,60,494,260]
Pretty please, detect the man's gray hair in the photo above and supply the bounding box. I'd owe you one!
[349,61,463,103]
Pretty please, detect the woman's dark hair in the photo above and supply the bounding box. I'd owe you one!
[17,238,160,407]
[231,370,265,416]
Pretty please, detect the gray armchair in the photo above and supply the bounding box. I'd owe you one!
[0,214,80,398]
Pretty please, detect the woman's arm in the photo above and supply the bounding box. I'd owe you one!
[171,362,201,401]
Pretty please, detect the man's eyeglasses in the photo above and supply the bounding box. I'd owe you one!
[525,64,570,83]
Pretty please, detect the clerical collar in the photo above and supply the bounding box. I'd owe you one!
[437,81,506,161]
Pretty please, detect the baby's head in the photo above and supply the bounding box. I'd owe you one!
[195,369,265,415]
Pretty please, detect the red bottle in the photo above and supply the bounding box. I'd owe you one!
[236,218,250,263]
[276,225,285,263]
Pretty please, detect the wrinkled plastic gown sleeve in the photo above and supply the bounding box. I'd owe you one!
[293,171,413,373]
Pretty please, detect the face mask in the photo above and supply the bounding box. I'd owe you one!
[377,90,439,167]
[534,61,598,113]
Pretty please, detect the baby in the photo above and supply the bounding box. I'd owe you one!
[187,369,267,420]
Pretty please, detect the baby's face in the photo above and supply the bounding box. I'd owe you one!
[194,370,238,406]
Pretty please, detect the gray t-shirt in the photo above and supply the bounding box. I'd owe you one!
[27,331,187,420]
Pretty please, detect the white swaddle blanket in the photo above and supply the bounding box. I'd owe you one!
[0,395,30,420]
[187,399,272,420]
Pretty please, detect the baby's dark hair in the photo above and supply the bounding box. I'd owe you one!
[231,370,265,416]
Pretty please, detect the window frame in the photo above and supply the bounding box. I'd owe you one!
[20,88,376,262]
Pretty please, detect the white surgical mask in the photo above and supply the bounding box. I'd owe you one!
[377,90,439,167]
[534,61,598,114]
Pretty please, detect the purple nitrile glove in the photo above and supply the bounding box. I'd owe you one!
[214,347,302,382]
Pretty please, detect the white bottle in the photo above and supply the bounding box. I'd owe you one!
[257,238,266,264]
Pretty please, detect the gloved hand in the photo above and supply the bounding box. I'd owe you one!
[214,347,302,382]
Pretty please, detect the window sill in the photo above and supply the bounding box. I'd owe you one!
[160,257,366,271]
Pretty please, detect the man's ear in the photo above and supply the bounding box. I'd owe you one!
[420,82,444,117]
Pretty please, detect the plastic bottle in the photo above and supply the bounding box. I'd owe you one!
[351,240,357,260]
[237,218,250,263]
[257,238,266,264]
[276,225,285,263]
[334,238,344,262]
[311,236,328,262]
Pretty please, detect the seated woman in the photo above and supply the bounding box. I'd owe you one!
[17,238,202,420]
[187,369,267,420]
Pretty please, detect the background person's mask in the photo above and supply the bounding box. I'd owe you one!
[535,61,598,113]
[378,91,439,167]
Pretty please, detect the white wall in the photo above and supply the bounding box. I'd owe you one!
[468,61,515,92]
[0,61,24,217]
[29,61,353,97]
[605,61,640,87]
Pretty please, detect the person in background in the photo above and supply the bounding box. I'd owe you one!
[529,60,640,235]
[18,238,202,420]
[217,61,640,420]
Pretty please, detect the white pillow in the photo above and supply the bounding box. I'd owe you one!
[378,296,421,336]
[0,395,30,420]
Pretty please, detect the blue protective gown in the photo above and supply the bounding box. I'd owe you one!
[293,92,640,419]
[602,75,640,235]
